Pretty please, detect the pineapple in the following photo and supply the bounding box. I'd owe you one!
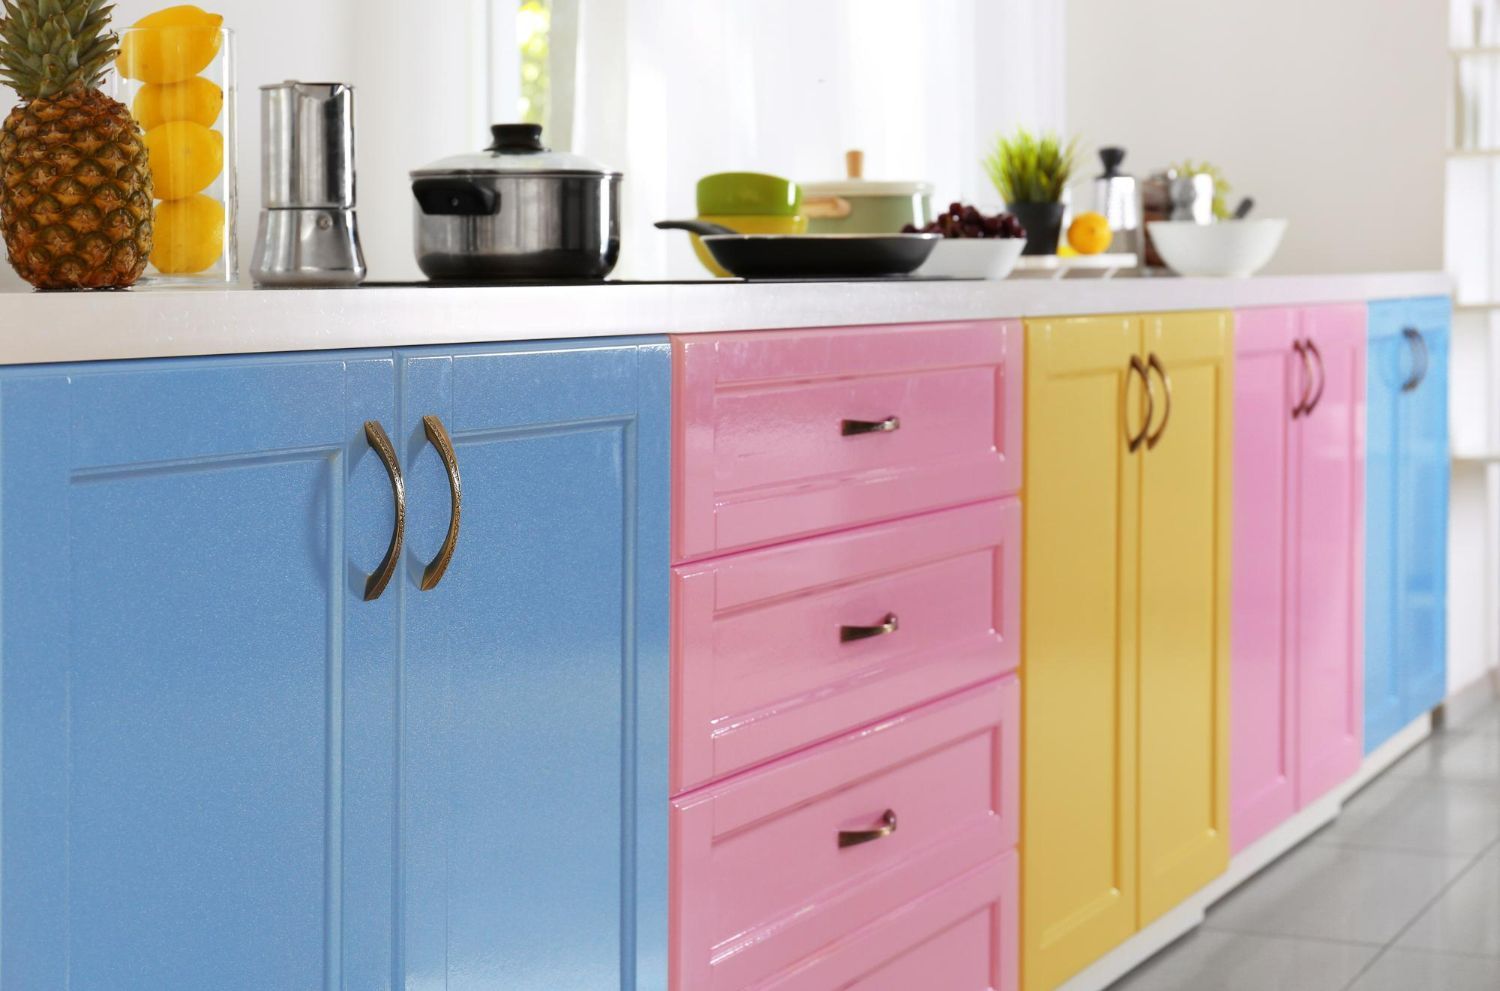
[0,0,152,289]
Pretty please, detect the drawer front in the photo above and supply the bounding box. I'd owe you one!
[672,499,1020,793]
[671,679,1019,991]
[672,320,1021,562]
[752,853,1017,991]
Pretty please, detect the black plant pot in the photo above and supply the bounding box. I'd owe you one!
[1008,202,1066,256]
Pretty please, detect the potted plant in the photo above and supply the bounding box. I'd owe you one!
[983,129,1077,255]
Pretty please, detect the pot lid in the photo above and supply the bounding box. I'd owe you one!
[410,123,620,177]
[802,179,934,198]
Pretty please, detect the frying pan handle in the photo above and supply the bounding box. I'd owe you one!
[655,219,739,236]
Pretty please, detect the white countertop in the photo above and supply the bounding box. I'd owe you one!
[0,271,1452,367]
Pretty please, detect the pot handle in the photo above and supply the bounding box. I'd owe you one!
[413,178,502,217]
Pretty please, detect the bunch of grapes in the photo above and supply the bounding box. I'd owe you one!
[905,202,1026,239]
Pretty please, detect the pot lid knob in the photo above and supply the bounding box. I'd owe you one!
[1098,146,1127,176]
[845,149,864,180]
[488,123,546,153]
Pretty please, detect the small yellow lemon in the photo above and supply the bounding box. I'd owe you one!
[133,77,224,130]
[145,121,224,200]
[151,195,224,274]
[1067,211,1113,255]
[118,6,225,84]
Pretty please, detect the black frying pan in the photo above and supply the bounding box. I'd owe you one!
[656,220,939,279]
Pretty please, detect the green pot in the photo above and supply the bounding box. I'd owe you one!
[801,180,933,234]
[696,173,803,217]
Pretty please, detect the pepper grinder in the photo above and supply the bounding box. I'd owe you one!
[251,81,367,286]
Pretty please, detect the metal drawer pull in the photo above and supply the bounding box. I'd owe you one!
[1401,327,1429,393]
[363,420,406,602]
[841,416,901,436]
[1146,353,1172,450]
[839,809,898,848]
[419,414,462,592]
[1127,354,1154,453]
[840,613,899,643]
[1304,338,1327,414]
[1291,340,1313,418]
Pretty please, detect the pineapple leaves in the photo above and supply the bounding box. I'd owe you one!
[0,0,119,98]
[982,128,1078,205]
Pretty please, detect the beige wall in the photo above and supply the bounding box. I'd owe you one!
[1066,0,1449,275]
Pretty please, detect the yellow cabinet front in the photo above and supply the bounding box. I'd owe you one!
[1021,312,1232,991]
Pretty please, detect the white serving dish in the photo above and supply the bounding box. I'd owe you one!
[915,238,1027,280]
[1147,219,1288,278]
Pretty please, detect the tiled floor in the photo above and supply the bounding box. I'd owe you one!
[1111,701,1500,991]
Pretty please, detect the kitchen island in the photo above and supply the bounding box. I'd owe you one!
[0,271,1453,991]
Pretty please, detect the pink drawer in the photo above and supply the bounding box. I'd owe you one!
[670,679,1019,991]
[750,854,1018,991]
[671,499,1020,794]
[671,320,1022,563]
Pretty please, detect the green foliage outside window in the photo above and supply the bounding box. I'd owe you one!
[519,0,550,126]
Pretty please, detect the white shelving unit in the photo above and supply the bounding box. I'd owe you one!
[1446,0,1500,698]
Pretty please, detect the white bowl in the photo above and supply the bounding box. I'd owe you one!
[916,238,1027,279]
[1147,219,1288,278]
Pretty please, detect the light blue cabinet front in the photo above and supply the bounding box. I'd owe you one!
[1365,297,1450,752]
[0,338,670,990]
[396,340,670,991]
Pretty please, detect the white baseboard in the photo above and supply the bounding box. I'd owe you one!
[1052,711,1434,991]
[1441,671,1500,729]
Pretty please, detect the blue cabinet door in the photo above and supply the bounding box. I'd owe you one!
[396,338,670,991]
[0,355,401,989]
[1365,297,1450,752]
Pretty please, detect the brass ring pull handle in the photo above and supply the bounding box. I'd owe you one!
[1401,327,1429,393]
[1127,355,1154,453]
[1146,353,1173,450]
[842,416,901,436]
[1304,338,1327,415]
[1291,341,1314,418]
[419,414,462,592]
[840,613,899,643]
[363,421,406,602]
[839,809,898,848]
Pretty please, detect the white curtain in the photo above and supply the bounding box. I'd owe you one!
[566,0,1067,278]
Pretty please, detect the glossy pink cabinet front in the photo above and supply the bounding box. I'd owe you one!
[670,680,1019,991]
[671,499,1020,793]
[1232,305,1366,852]
[671,321,1022,563]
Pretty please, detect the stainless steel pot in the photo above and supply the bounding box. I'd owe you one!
[410,124,621,281]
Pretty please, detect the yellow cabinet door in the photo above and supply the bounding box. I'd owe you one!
[1022,315,1145,991]
[1136,311,1233,924]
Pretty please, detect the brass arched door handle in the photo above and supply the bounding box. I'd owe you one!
[1292,340,1314,418]
[1146,353,1172,450]
[838,809,898,848]
[1304,338,1327,414]
[1127,355,1154,453]
[419,414,462,591]
[363,420,405,602]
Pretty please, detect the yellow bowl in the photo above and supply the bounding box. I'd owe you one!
[691,214,808,277]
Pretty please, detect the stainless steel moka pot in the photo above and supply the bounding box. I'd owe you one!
[251,81,367,286]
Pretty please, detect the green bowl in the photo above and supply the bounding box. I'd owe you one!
[696,172,803,217]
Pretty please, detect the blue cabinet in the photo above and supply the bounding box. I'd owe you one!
[1365,297,1450,752]
[396,341,670,991]
[0,339,670,990]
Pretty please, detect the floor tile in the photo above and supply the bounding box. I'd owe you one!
[1396,845,1500,957]
[1203,843,1469,944]
[1312,773,1500,856]
[1106,929,1378,991]
[1346,948,1500,991]
[1386,728,1500,784]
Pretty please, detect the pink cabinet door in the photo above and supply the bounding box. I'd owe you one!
[671,321,1022,563]
[1231,307,1302,852]
[1296,305,1366,802]
[670,679,1018,991]
[671,499,1020,794]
